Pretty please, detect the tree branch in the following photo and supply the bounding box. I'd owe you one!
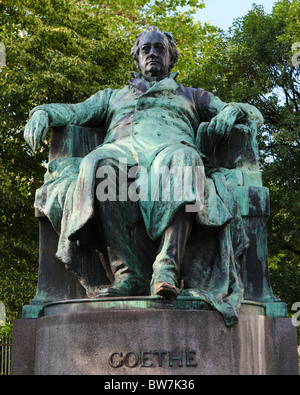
[282,244,300,256]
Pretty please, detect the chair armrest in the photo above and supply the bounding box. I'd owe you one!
[197,120,262,186]
[35,124,106,218]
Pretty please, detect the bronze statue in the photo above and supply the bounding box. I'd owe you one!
[24,27,272,326]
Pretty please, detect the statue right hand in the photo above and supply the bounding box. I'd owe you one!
[24,110,50,152]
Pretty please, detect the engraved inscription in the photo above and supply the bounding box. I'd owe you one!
[108,349,197,368]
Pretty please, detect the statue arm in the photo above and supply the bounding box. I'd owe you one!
[207,95,264,127]
[24,88,113,152]
[198,92,264,145]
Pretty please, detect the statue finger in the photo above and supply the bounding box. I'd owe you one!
[25,124,35,151]
[40,125,48,145]
[41,120,49,141]
[222,125,231,143]
[32,124,42,152]
[213,119,227,145]
[207,118,217,137]
[24,119,33,139]
[32,132,38,152]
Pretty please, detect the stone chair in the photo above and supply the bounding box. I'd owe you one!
[22,121,285,319]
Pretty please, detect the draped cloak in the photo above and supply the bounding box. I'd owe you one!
[31,72,264,326]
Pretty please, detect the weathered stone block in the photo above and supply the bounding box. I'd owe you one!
[12,302,299,375]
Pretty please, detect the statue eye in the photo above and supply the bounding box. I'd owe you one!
[156,45,165,52]
[141,45,150,53]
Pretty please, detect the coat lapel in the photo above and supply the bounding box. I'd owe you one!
[129,71,179,96]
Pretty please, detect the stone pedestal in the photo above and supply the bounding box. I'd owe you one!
[11,298,299,375]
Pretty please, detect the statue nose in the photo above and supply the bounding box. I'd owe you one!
[149,47,158,57]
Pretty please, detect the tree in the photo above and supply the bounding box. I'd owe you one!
[1,0,299,336]
[186,0,300,315]
[0,0,207,333]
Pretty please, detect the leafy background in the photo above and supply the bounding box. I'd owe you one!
[0,0,299,338]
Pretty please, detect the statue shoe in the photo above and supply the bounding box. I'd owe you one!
[152,281,180,299]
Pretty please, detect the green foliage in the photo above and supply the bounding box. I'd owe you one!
[230,1,300,314]
[186,0,300,316]
[0,0,206,330]
[0,0,299,336]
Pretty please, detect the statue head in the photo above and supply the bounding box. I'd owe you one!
[131,26,179,80]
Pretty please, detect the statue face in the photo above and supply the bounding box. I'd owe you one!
[138,31,171,80]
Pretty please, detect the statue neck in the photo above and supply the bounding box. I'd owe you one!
[141,73,169,82]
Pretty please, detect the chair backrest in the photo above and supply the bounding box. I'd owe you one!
[197,121,262,187]
[49,125,106,162]
[45,122,274,303]
[50,121,262,187]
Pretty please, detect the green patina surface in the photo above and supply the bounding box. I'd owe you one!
[22,297,287,320]
[24,72,280,326]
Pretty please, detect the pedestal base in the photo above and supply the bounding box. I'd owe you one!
[12,298,299,375]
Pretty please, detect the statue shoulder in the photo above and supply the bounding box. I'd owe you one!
[108,85,131,100]
[177,84,212,106]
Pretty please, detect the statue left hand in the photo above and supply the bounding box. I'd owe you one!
[207,106,238,145]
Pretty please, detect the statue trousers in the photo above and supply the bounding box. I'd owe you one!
[95,158,194,295]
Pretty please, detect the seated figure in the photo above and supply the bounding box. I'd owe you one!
[24,27,277,326]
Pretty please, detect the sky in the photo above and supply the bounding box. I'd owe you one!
[194,0,277,31]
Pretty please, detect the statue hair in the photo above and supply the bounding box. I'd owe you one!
[131,26,179,72]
